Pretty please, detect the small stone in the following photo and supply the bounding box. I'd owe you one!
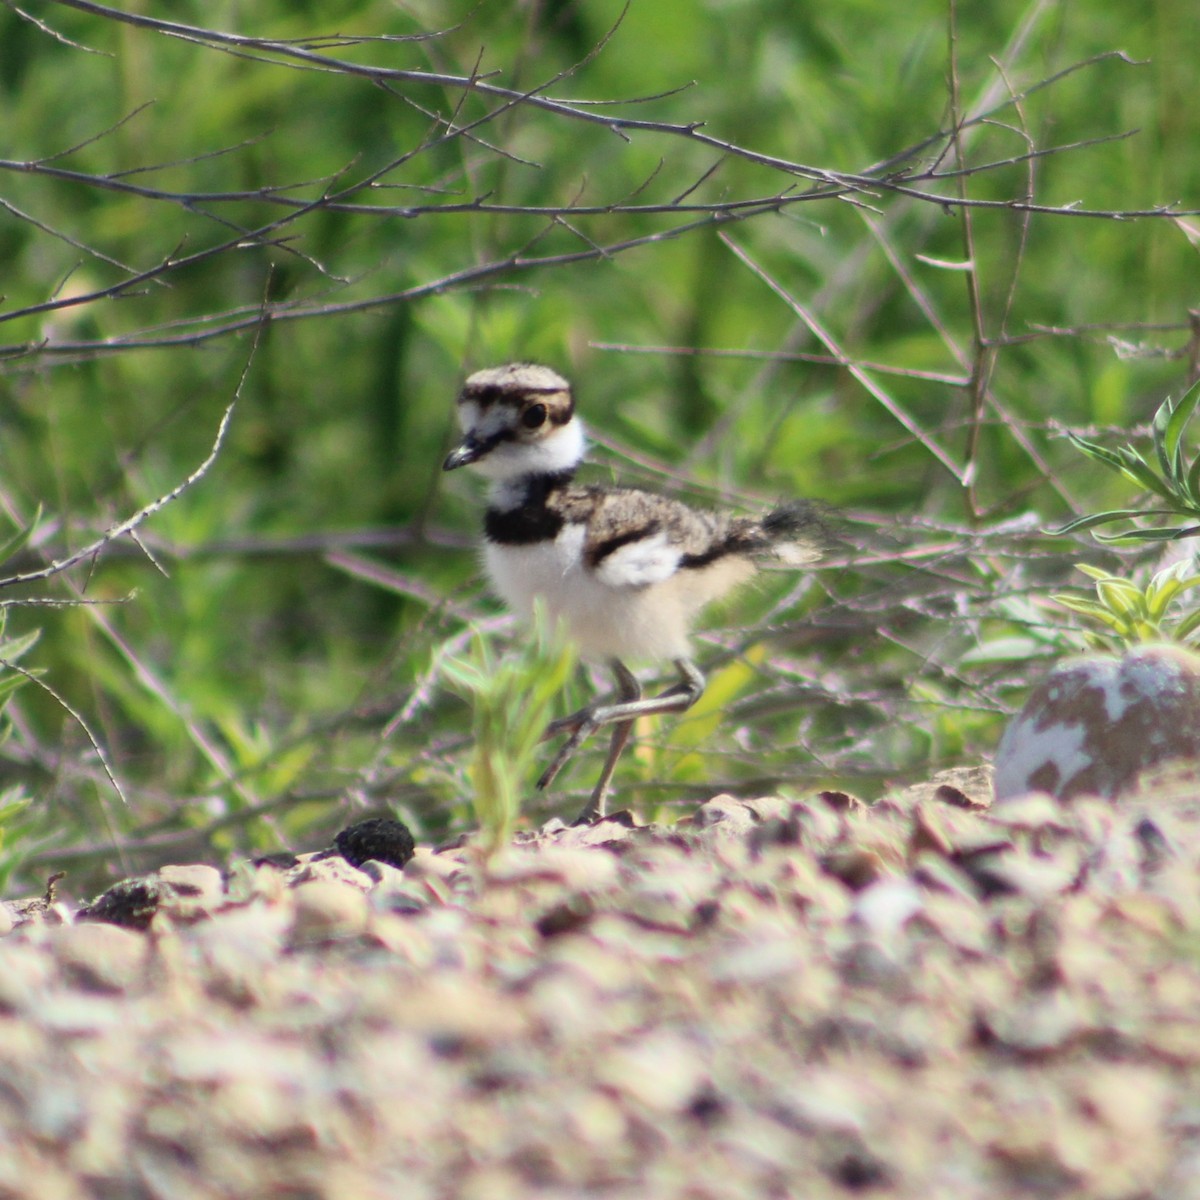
[851,879,923,937]
[290,880,370,941]
[821,848,888,891]
[156,864,224,904]
[78,877,165,930]
[535,894,595,938]
[985,792,1071,834]
[154,863,225,920]
[287,854,374,891]
[898,765,993,810]
[738,796,794,822]
[817,789,864,813]
[687,794,757,834]
[54,923,148,993]
[908,803,952,859]
[6,872,67,927]
[934,782,989,809]
[404,847,465,882]
[594,1030,708,1113]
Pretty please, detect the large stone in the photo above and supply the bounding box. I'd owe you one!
[994,643,1200,802]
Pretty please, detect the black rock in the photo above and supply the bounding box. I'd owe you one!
[335,817,416,870]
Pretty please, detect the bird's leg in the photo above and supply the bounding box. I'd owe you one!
[537,658,706,823]
[537,659,640,794]
[573,660,641,825]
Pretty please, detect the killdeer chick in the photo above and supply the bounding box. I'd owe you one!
[443,362,823,824]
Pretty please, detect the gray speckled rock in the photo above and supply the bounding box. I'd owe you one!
[994,643,1200,802]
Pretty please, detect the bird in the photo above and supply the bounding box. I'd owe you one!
[443,362,824,824]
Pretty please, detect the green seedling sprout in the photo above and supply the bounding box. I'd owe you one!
[1056,380,1200,543]
[436,602,577,858]
[1052,560,1200,651]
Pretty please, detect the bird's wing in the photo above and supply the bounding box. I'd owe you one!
[553,486,728,589]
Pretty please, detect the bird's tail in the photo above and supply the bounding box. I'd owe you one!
[753,500,828,566]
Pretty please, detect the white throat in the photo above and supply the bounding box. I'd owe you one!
[478,418,587,507]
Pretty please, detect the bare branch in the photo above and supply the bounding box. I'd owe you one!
[0,401,238,589]
[7,0,108,52]
[718,233,968,483]
[0,656,127,803]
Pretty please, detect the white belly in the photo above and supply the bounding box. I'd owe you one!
[483,525,755,662]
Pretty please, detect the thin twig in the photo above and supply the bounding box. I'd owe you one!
[0,401,238,588]
[0,657,127,803]
[718,233,966,483]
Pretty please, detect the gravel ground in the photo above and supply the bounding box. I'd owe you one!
[3,769,1200,1199]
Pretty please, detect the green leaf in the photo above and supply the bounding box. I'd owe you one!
[959,637,1054,666]
[1050,508,1174,535]
[1153,393,1174,480]
[1173,607,1200,641]
[0,506,42,570]
[1065,431,1183,504]
[1144,567,1200,618]
[1066,433,1135,473]
[1162,381,1200,479]
[1051,594,1126,623]
[0,629,40,665]
[1095,579,1145,617]
[1187,452,1200,506]
[0,671,33,704]
[1092,525,1200,543]
[1110,445,1185,503]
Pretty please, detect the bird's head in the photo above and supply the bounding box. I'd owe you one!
[444,363,585,481]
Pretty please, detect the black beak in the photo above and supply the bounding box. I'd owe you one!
[443,435,486,471]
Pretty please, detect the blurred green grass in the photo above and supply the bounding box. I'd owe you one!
[0,0,1198,891]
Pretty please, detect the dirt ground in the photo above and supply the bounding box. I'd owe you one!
[4,768,1200,1199]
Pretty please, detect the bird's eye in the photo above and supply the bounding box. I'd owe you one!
[522,403,547,429]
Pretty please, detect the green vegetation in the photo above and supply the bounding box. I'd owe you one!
[0,0,1198,891]
[435,603,577,858]
[1053,562,1200,651]
[1050,386,1200,650]
[1058,383,1200,543]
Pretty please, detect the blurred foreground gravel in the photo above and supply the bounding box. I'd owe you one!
[4,769,1200,1199]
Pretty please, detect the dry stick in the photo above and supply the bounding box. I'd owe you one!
[35,0,842,185]
[0,75,538,332]
[718,233,966,484]
[590,342,969,387]
[680,19,1064,471]
[0,319,262,828]
[858,126,1077,512]
[0,197,140,276]
[946,0,992,518]
[0,657,127,807]
[40,0,1171,215]
[869,228,970,392]
[2,194,804,362]
[0,400,237,590]
[0,82,1145,223]
[2,9,1180,229]
[0,24,1176,363]
[977,55,1081,519]
[28,2,1184,224]
[1,27,836,349]
[81,603,262,812]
